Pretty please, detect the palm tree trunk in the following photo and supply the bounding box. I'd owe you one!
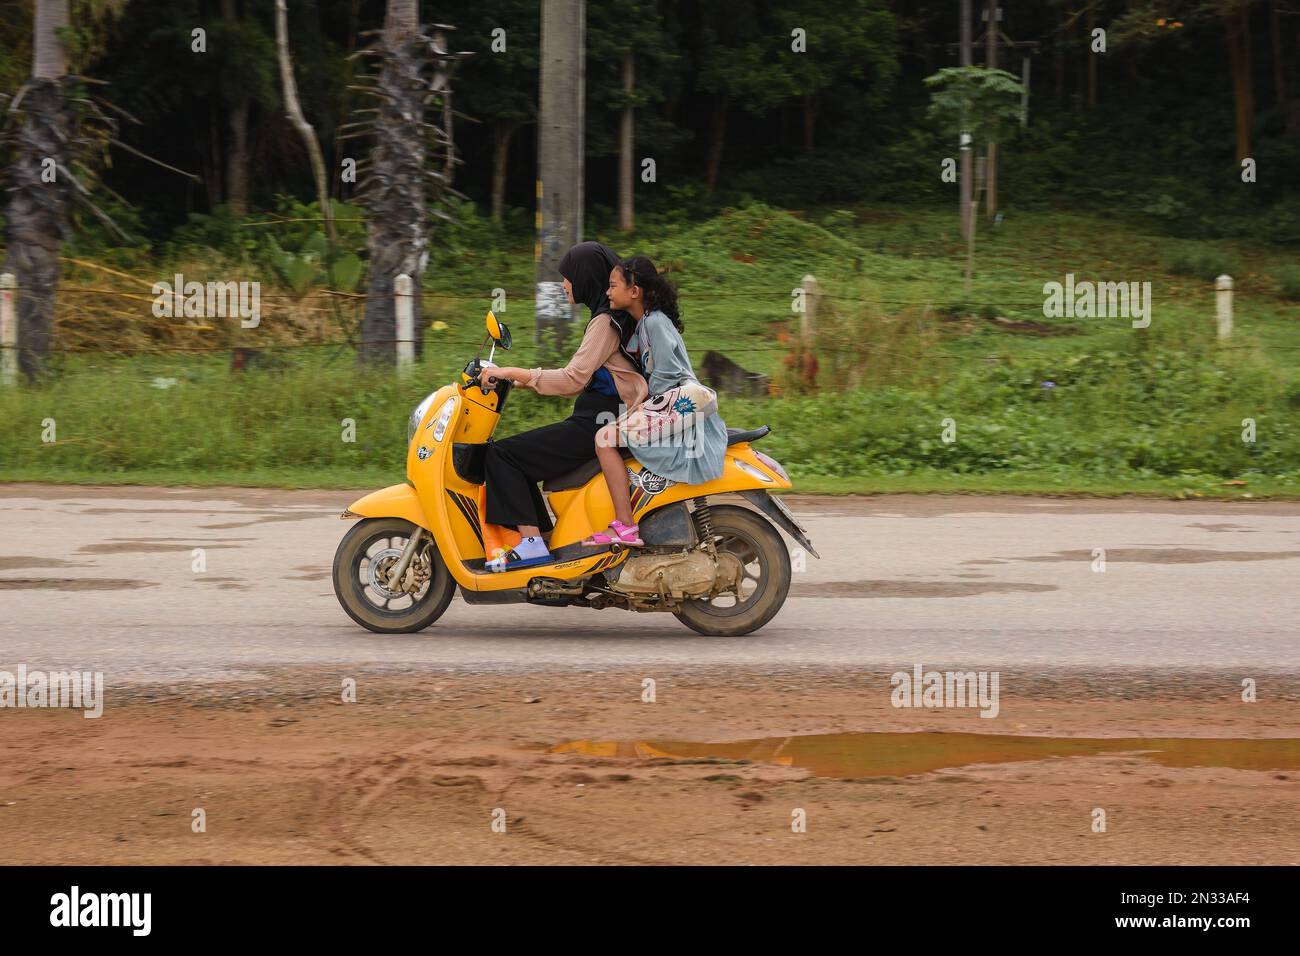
[360,0,426,364]
[3,0,71,379]
[32,0,68,78]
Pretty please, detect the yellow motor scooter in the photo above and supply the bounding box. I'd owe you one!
[332,312,817,636]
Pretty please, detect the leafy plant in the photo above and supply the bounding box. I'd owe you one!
[924,66,1024,150]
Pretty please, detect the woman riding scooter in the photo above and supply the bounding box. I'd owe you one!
[479,241,647,572]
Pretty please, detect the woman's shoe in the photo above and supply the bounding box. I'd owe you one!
[485,536,553,572]
[583,520,643,547]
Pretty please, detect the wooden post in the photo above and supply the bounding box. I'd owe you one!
[0,273,15,386]
[395,273,414,371]
[1216,274,1234,341]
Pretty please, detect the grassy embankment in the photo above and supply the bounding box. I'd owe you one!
[1,203,1297,497]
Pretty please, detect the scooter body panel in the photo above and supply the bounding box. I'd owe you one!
[345,482,430,529]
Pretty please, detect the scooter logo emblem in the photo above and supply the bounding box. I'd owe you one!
[417,446,431,460]
[628,466,673,513]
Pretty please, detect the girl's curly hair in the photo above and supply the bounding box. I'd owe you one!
[617,256,683,331]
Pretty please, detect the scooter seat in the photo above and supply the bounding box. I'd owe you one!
[542,447,634,493]
[726,425,770,445]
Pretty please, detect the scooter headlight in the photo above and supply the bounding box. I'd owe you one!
[407,392,437,444]
[431,397,457,442]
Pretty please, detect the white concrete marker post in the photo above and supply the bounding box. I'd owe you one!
[0,273,16,386]
[394,273,414,372]
[800,274,819,354]
[1216,274,1233,341]
[799,274,820,388]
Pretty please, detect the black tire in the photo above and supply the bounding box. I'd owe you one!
[332,518,456,634]
[673,504,792,637]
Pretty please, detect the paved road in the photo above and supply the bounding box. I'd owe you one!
[1,484,1297,681]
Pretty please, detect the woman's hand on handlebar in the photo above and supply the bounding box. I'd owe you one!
[483,366,527,388]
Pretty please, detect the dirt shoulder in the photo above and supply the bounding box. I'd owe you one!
[2,668,1297,865]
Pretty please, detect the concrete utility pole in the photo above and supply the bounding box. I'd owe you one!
[535,0,586,349]
[959,0,973,241]
[949,5,1036,226]
[985,0,998,221]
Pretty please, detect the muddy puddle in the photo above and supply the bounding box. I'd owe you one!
[553,732,1300,779]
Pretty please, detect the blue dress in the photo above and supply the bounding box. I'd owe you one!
[625,310,729,485]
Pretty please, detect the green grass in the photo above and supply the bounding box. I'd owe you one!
[2,202,1299,497]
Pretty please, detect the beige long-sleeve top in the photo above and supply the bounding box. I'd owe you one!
[526,314,648,409]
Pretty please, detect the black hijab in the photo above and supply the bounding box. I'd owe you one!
[558,240,620,318]
[558,240,639,360]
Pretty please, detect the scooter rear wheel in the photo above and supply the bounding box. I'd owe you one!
[673,505,792,637]
[333,517,456,633]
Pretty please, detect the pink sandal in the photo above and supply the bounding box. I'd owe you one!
[583,520,643,547]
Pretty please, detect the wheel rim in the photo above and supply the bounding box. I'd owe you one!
[354,532,435,614]
[695,528,768,617]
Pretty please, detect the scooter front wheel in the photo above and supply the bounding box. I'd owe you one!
[333,517,456,633]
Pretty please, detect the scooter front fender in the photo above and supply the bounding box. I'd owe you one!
[343,483,431,530]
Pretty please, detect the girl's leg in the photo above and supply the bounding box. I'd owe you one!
[583,423,642,546]
[595,423,634,526]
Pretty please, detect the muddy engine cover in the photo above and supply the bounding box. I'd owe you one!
[608,551,724,598]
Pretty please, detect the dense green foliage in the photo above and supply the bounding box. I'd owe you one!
[2,0,1298,246]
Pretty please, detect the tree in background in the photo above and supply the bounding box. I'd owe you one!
[925,63,1023,245]
[353,0,458,364]
[775,0,898,153]
[585,0,681,231]
[1219,0,1255,164]
[3,0,71,378]
[2,0,1295,275]
[428,0,538,222]
[274,0,333,243]
[691,0,897,189]
[924,65,1024,156]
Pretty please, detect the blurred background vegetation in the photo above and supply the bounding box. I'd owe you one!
[0,0,1297,495]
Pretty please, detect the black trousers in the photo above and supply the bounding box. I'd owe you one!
[483,390,623,532]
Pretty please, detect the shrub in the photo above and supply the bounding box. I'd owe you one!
[1162,242,1240,282]
[1273,264,1300,301]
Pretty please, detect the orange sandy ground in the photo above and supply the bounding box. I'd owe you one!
[1,669,1297,865]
